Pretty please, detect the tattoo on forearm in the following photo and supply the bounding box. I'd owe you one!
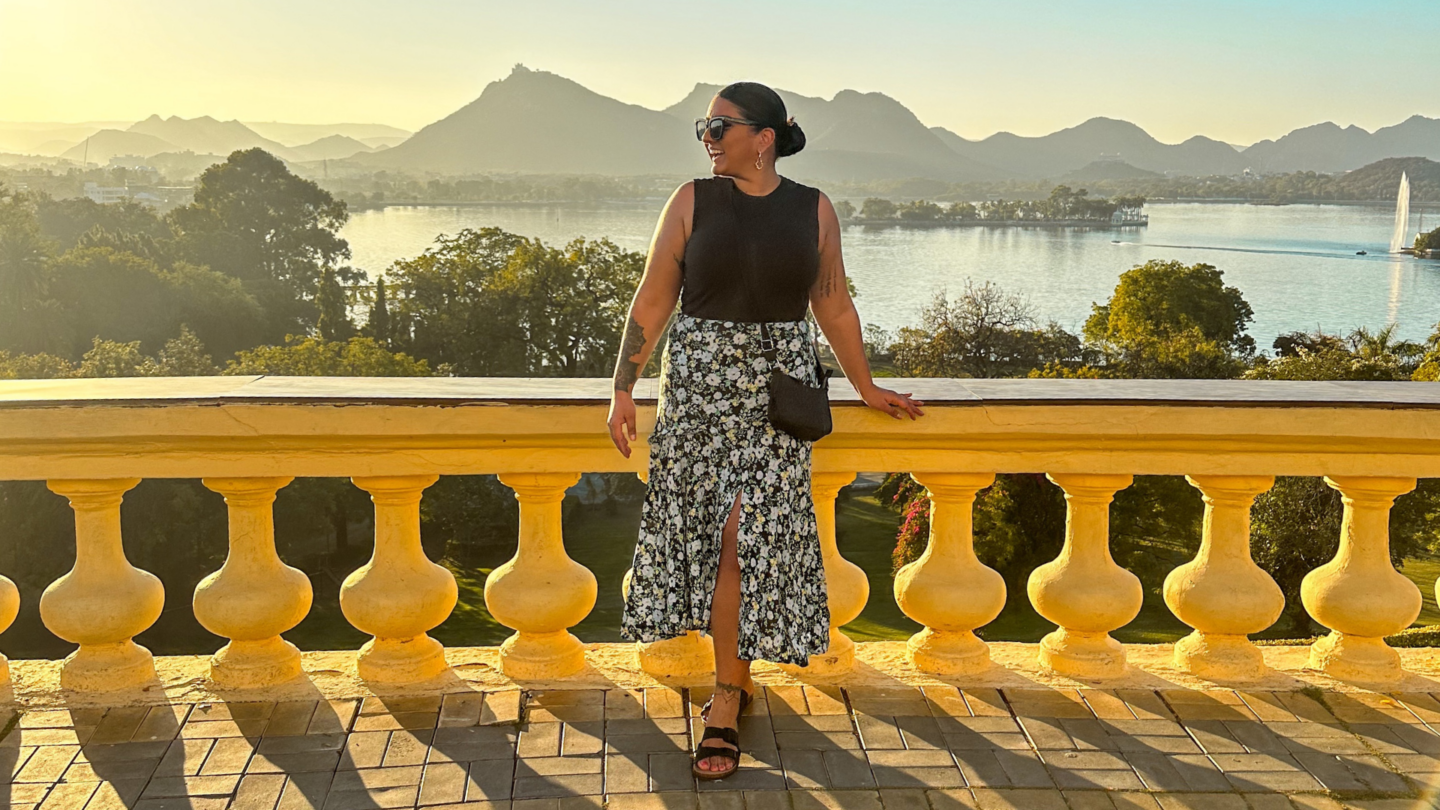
[819,265,839,298]
[613,313,648,393]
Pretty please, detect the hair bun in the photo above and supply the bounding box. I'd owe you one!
[777,118,806,158]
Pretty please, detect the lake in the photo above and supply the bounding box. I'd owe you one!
[343,200,1439,350]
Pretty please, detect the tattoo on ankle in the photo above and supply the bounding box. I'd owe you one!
[714,681,746,698]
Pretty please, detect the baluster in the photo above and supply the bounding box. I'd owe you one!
[627,469,713,678]
[1028,473,1140,679]
[1165,476,1283,681]
[195,477,312,688]
[487,472,595,679]
[343,475,456,683]
[41,479,163,691]
[895,473,1004,675]
[0,573,17,684]
[782,471,867,676]
[1303,476,1421,682]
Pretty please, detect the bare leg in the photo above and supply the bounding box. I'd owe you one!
[697,491,755,773]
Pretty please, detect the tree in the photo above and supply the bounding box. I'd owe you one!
[1084,260,1255,378]
[155,326,219,376]
[315,266,354,342]
[859,198,897,220]
[891,281,1085,378]
[386,228,643,376]
[169,148,353,339]
[0,190,60,354]
[897,200,943,221]
[225,335,432,377]
[366,277,391,347]
[832,200,856,221]
[1416,226,1440,254]
[1251,325,1422,381]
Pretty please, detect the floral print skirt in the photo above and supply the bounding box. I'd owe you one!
[619,312,831,665]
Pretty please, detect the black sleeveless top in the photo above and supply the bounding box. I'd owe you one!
[680,176,821,322]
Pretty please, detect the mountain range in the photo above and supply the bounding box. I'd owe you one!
[4,118,410,164]
[7,65,1437,182]
[361,66,1440,183]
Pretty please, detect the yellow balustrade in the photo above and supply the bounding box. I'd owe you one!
[0,574,18,684]
[895,473,1004,675]
[626,469,715,678]
[342,475,457,683]
[5,377,1440,689]
[1028,473,1141,679]
[1164,475,1283,681]
[40,478,164,691]
[195,477,312,688]
[486,472,595,679]
[782,471,867,677]
[1302,476,1421,682]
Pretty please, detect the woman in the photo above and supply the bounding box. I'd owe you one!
[606,81,925,780]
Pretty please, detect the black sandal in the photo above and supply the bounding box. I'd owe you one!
[699,687,753,723]
[692,724,741,780]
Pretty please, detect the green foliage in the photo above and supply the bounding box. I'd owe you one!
[366,278,392,346]
[1250,326,1422,381]
[387,227,643,376]
[854,188,1140,224]
[891,282,1086,378]
[0,349,74,380]
[225,335,432,377]
[1416,226,1440,254]
[315,266,354,342]
[1084,260,1255,378]
[832,199,856,221]
[0,189,59,354]
[897,200,943,221]
[859,198,897,219]
[169,148,353,339]
[34,196,171,253]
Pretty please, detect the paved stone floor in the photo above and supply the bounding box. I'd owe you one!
[5,685,1440,810]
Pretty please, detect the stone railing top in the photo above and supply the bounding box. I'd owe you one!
[3,375,1440,409]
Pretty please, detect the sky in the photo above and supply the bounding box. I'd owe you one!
[2,0,1436,145]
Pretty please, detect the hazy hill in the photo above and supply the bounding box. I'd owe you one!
[1061,160,1162,182]
[1242,116,1440,173]
[0,122,130,156]
[243,121,411,147]
[1332,157,1440,201]
[663,83,1001,182]
[127,115,296,161]
[360,65,705,175]
[289,135,374,162]
[58,130,178,164]
[932,118,1247,179]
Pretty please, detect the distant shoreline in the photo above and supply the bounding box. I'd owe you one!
[842,218,1148,229]
[344,197,1422,213]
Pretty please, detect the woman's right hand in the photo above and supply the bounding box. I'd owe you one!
[608,391,638,458]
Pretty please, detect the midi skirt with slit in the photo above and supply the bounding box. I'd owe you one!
[619,312,831,665]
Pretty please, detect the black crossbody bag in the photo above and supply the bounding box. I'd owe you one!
[728,181,834,442]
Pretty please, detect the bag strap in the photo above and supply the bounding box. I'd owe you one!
[725,179,827,376]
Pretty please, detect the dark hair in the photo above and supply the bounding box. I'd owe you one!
[717,81,806,159]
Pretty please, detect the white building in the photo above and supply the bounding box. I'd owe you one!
[83,182,130,205]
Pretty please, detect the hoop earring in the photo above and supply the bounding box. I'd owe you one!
[755,151,764,171]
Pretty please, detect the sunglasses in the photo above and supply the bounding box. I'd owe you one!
[695,115,760,142]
